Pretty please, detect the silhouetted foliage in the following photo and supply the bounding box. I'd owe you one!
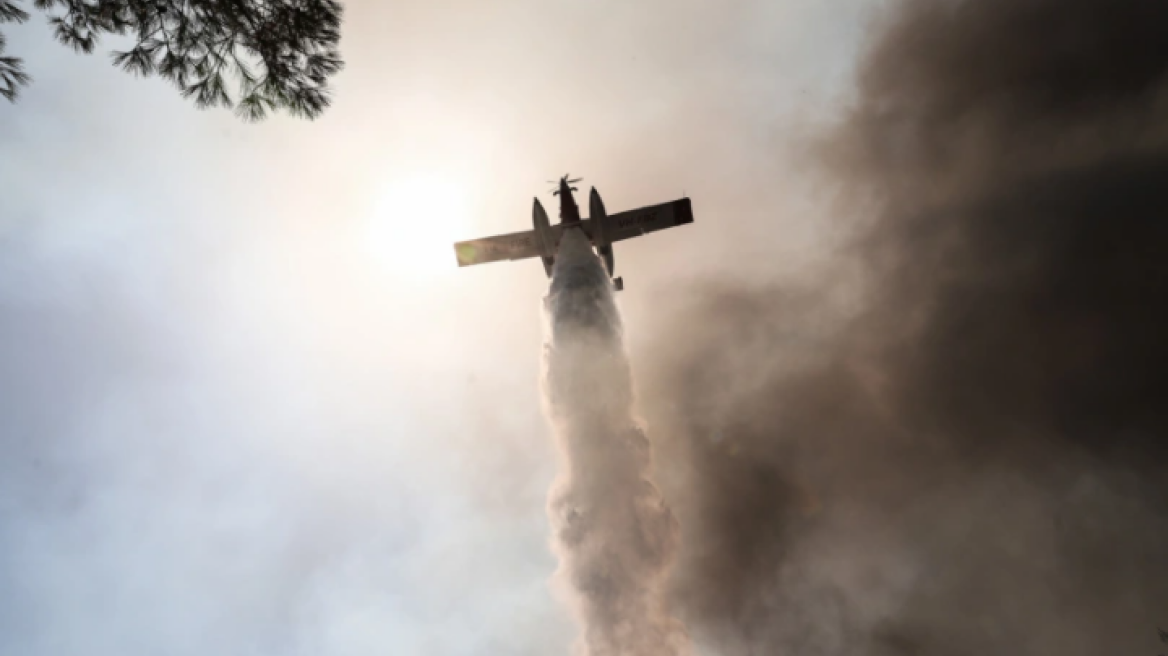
[0,0,343,119]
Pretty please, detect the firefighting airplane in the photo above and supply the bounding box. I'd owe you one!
[452,175,694,290]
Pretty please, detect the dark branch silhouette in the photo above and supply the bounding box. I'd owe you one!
[1,0,343,120]
[0,1,31,101]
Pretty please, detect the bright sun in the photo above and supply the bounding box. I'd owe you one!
[365,174,472,280]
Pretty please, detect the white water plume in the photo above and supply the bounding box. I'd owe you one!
[541,228,688,656]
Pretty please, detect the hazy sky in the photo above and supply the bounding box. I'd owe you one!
[1,1,875,654]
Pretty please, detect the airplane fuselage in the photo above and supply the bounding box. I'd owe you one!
[537,175,616,287]
[556,177,582,224]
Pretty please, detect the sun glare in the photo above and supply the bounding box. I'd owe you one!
[365,174,472,280]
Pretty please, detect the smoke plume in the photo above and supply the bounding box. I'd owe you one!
[636,0,1168,654]
[542,228,688,656]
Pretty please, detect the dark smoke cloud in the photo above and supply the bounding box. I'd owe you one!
[638,1,1168,654]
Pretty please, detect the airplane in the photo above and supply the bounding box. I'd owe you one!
[452,175,694,291]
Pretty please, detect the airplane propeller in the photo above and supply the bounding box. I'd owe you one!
[548,175,582,195]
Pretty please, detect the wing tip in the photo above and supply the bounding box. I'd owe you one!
[675,197,695,225]
[453,242,477,267]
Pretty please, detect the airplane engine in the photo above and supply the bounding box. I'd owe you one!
[588,188,616,277]
[533,198,556,277]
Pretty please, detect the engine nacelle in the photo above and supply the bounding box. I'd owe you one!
[533,197,556,277]
[588,188,615,277]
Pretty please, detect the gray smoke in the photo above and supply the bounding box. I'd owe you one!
[542,228,688,656]
[634,0,1168,654]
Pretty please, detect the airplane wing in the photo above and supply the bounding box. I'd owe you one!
[454,222,601,267]
[453,229,542,266]
[601,198,694,243]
